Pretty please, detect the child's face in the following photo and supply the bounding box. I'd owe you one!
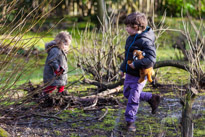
[126,25,139,35]
[62,38,71,53]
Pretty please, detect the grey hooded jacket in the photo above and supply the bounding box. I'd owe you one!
[43,41,68,86]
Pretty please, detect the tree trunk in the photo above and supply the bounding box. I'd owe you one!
[182,102,193,137]
[96,0,108,30]
[65,0,70,15]
[181,91,195,137]
[138,0,143,12]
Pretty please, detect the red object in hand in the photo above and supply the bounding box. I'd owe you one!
[58,86,65,93]
[54,66,64,76]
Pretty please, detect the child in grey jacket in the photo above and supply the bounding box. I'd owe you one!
[43,31,72,94]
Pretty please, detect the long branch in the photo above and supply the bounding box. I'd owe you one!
[154,60,190,71]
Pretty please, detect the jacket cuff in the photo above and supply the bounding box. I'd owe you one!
[53,64,60,71]
[120,67,125,72]
[119,69,124,73]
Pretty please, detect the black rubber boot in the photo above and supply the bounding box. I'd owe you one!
[148,94,161,114]
[127,122,136,132]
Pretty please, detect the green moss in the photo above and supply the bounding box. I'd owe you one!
[85,108,118,131]
[0,127,10,137]
[162,117,178,124]
[58,113,70,120]
[193,111,205,136]
[53,130,62,136]
[70,133,80,137]
[71,123,77,128]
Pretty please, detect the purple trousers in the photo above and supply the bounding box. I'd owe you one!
[123,74,152,122]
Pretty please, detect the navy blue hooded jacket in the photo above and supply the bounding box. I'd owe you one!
[120,27,156,77]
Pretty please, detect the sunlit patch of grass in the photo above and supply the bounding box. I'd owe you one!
[157,48,184,61]
[194,130,205,137]
[17,66,44,85]
[155,66,189,85]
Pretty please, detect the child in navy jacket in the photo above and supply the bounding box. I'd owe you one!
[120,12,160,132]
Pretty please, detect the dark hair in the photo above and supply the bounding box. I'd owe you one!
[124,12,147,31]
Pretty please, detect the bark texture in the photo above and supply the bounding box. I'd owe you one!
[181,90,196,137]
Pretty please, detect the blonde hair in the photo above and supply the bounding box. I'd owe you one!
[124,12,147,31]
[55,31,72,49]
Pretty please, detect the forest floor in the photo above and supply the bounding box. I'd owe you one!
[0,84,205,137]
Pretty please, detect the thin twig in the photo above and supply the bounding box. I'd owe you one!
[83,97,98,110]
[98,106,108,121]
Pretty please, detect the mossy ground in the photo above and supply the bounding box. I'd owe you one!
[1,83,204,136]
[0,127,10,137]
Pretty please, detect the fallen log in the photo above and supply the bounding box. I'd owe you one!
[81,86,122,99]
[38,86,122,108]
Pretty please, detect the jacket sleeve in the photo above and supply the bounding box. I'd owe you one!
[120,59,126,72]
[47,48,61,70]
[133,40,156,69]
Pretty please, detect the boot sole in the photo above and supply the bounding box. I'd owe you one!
[128,128,136,132]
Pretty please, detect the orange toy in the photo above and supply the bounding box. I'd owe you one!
[127,50,154,83]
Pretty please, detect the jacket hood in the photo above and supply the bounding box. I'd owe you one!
[45,40,57,51]
[138,27,155,43]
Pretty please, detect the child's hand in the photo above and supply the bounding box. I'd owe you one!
[129,63,135,69]
[54,66,64,76]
